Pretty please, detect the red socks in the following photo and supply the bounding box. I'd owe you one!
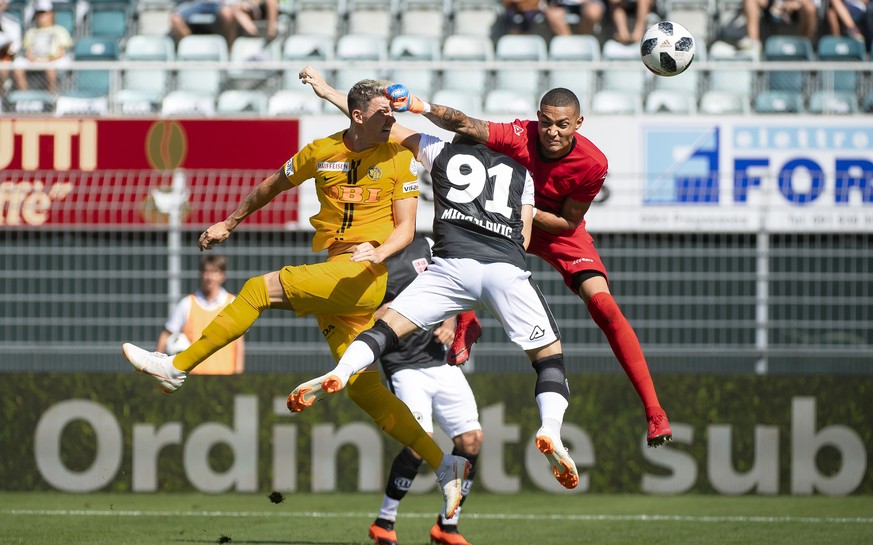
[586,292,661,412]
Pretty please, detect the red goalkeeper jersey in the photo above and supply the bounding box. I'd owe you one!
[486,119,608,216]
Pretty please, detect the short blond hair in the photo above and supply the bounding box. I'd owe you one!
[346,79,391,114]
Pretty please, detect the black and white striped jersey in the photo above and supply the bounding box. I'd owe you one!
[417,133,535,270]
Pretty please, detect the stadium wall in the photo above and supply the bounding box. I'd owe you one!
[1,373,870,495]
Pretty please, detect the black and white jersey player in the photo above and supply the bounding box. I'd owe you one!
[369,234,483,544]
[388,133,557,349]
[292,126,583,491]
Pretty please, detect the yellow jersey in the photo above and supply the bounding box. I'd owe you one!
[281,131,420,252]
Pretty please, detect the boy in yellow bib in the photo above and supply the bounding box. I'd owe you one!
[122,78,469,516]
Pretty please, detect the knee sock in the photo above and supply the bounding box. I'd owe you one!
[532,354,570,434]
[330,319,398,382]
[441,448,479,525]
[587,292,661,412]
[174,276,270,372]
[378,447,423,521]
[347,370,444,470]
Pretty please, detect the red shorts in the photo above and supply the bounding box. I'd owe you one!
[528,223,608,292]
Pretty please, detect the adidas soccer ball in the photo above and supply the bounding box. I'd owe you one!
[165,332,191,355]
[640,21,696,77]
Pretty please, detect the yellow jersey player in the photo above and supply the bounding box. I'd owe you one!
[122,78,469,518]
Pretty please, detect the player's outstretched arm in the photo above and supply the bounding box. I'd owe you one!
[386,84,490,144]
[388,123,423,158]
[299,65,350,117]
[199,171,292,251]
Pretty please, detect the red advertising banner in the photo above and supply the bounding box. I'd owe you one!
[0,119,300,227]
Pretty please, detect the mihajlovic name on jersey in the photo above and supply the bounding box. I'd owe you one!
[440,207,514,238]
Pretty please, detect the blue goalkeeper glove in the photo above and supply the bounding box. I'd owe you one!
[386,83,429,114]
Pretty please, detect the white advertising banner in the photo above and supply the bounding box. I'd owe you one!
[298,115,873,233]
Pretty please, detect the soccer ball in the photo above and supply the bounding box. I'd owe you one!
[165,332,191,355]
[640,21,696,77]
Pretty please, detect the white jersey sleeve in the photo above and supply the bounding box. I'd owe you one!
[415,133,448,173]
[522,171,535,207]
[163,296,191,334]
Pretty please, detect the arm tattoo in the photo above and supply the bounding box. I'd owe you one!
[424,104,490,143]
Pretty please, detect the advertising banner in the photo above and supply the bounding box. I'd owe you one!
[298,115,873,234]
[0,119,300,228]
[2,373,870,495]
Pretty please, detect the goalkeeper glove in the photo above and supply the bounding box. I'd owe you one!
[386,84,430,114]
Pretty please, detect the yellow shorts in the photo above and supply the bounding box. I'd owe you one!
[279,253,387,362]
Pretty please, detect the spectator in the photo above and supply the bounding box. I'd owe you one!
[156,254,245,375]
[224,0,278,44]
[738,0,819,52]
[503,0,545,34]
[825,0,867,43]
[171,0,277,49]
[545,0,605,37]
[23,0,89,27]
[170,0,234,45]
[0,0,23,93]
[12,0,73,94]
[607,0,655,44]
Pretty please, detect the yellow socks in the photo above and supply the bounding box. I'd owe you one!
[174,276,270,372]
[347,370,444,470]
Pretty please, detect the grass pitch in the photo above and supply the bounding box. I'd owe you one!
[2,492,872,545]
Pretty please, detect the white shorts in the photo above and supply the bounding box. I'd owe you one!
[389,364,481,438]
[389,257,559,351]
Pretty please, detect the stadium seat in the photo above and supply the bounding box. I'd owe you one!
[600,39,648,94]
[56,38,119,116]
[816,36,865,93]
[283,34,335,61]
[547,35,599,107]
[161,90,216,116]
[483,89,537,115]
[52,2,77,36]
[763,36,813,92]
[347,0,396,38]
[699,90,749,114]
[398,0,447,38]
[441,34,493,94]
[268,90,324,115]
[281,35,335,89]
[176,34,228,96]
[493,34,547,95]
[114,34,174,114]
[136,0,174,35]
[754,91,804,113]
[707,40,757,97]
[590,90,642,114]
[547,70,594,108]
[663,0,716,45]
[333,34,389,91]
[389,35,440,95]
[228,36,280,86]
[336,34,388,61]
[864,92,873,113]
[431,89,482,115]
[549,34,600,62]
[452,0,501,37]
[807,91,858,114]
[88,7,129,38]
[6,90,55,114]
[217,90,269,114]
[390,34,441,61]
[294,0,344,38]
[644,89,697,114]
